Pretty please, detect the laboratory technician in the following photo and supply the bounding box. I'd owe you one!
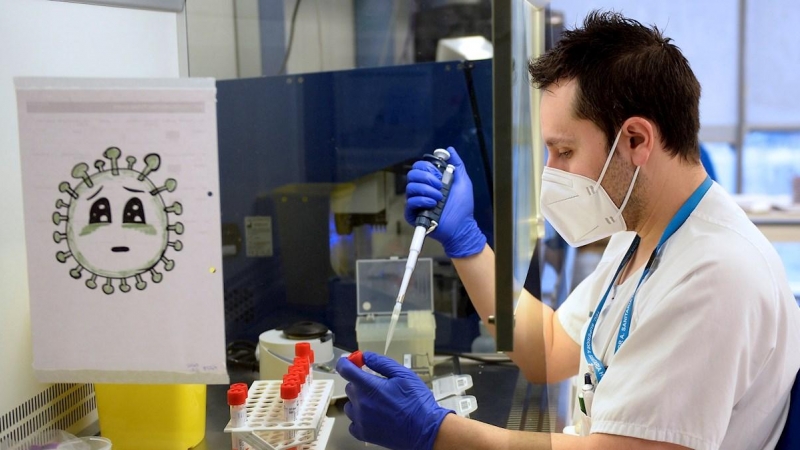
[337,11,800,450]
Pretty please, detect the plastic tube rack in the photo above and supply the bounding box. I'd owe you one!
[224,380,335,450]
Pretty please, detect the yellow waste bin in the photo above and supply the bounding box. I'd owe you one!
[94,384,206,450]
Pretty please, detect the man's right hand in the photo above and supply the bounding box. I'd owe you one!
[404,146,486,258]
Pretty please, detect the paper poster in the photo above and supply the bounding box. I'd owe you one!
[244,216,273,257]
[16,77,228,384]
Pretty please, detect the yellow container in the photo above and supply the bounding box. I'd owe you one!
[94,384,206,450]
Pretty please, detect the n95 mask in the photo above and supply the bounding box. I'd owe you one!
[540,131,640,247]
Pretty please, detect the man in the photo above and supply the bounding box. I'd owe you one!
[337,11,800,450]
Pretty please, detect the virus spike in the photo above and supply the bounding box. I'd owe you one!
[135,274,147,290]
[58,182,78,200]
[102,278,114,295]
[53,231,67,243]
[71,163,93,188]
[52,212,68,225]
[119,278,131,293]
[150,178,177,196]
[55,199,69,209]
[55,251,72,263]
[150,268,163,283]
[161,256,175,271]
[94,160,106,173]
[69,266,83,279]
[86,274,98,289]
[165,202,183,215]
[167,222,184,235]
[138,154,161,181]
[104,147,121,176]
[168,240,183,251]
[126,155,137,170]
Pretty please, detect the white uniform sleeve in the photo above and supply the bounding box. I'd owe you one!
[588,243,779,450]
[557,232,638,344]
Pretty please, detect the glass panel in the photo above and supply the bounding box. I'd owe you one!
[701,142,736,193]
[186,0,495,79]
[746,0,800,127]
[549,0,739,129]
[193,0,505,390]
[742,131,800,196]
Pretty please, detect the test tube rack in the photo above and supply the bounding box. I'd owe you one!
[224,379,335,450]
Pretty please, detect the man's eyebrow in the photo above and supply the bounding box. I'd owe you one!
[123,187,144,193]
[545,136,577,147]
[86,186,104,200]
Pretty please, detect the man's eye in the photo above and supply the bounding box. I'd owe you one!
[559,150,573,159]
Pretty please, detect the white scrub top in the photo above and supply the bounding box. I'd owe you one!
[557,183,800,450]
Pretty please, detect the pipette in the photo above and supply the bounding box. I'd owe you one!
[385,148,455,355]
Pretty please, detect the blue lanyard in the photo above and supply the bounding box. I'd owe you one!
[583,177,713,384]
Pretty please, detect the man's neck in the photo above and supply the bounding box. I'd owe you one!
[633,164,708,258]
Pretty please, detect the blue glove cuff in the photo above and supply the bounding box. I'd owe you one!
[441,219,487,258]
[418,408,455,450]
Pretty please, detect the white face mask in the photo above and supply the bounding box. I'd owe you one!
[540,130,640,247]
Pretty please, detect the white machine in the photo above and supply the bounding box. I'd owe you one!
[257,322,349,400]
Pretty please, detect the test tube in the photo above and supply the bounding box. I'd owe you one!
[346,350,381,376]
[290,366,307,403]
[285,372,304,404]
[281,382,299,440]
[227,387,247,450]
[294,356,311,385]
[295,343,315,381]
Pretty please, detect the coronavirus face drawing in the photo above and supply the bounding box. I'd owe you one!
[53,148,184,294]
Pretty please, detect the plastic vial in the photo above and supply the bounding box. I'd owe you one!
[227,387,247,450]
[294,356,311,385]
[347,351,381,376]
[295,343,315,382]
[281,382,299,440]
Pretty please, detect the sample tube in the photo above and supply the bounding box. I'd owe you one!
[227,387,247,450]
[281,382,299,440]
[294,356,311,385]
[295,343,315,381]
[346,351,381,376]
[285,371,304,403]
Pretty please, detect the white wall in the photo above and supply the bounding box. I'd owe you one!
[0,0,180,416]
[283,0,355,75]
[186,0,239,79]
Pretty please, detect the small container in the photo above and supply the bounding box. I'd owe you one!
[355,258,435,374]
[94,384,205,450]
[281,383,299,439]
[227,387,247,450]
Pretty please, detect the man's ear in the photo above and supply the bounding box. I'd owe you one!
[620,117,655,167]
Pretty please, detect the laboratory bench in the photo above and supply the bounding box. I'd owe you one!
[194,355,567,449]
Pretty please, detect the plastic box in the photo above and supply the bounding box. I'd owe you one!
[94,384,206,450]
[355,258,435,370]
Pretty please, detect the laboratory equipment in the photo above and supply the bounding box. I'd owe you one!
[215,60,496,353]
[355,258,435,375]
[258,323,348,399]
[385,148,455,355]
[224,380,334,450]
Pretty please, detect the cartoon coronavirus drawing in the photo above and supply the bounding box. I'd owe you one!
[52,147,184,294]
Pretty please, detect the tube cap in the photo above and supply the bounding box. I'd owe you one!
[231,383,248,392]
[281,383,299,400]
[295,342,314,364]
[227,388,247,405]
[347,350,365,368]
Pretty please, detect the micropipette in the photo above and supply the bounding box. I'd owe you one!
[385,148,455,355]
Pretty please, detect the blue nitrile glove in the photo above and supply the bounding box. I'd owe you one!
[336,351,453,450]
[404,146,487,258]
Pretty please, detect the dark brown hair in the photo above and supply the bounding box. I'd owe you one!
[529,10,701,162]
